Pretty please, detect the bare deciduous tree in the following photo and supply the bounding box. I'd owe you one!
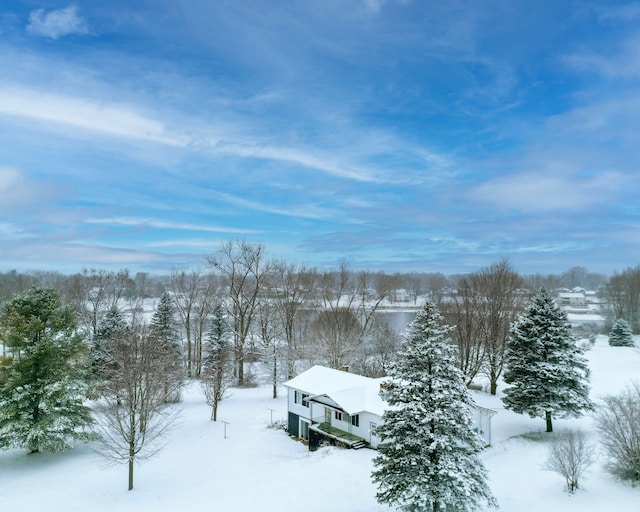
[543,429,595,493]
[443,260,526,393]
[596,382,640,483]
[310,263,389,370]
[69,268,132,337]
[271,261,316,379]
[170,268,217,377]
[606,266,640,332]
[358,317,401,377]
[208,241,271,386]
[93,325,183,491]
[441,281,486,386]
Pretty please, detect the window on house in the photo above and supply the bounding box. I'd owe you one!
[334,411,343,421]
[294,391,310,408]
[351,414,360,427]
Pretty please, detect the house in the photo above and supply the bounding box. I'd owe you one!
[283,365,495,451]
[557,292,587,307]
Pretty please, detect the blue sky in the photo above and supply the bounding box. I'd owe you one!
[1,1,639,276]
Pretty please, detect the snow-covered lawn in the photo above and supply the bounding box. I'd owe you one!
[0,335,638,511]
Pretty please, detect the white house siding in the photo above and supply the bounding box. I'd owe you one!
[284,366,495,449]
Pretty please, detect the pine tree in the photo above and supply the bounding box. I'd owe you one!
[0,287,93,453]
[202,304,232,421]
[90,305,128,385]
[608,318,634,347]
[150,292,181,354]
[150,292,183,402]
[503,288,593,433]
[372,301,496,512]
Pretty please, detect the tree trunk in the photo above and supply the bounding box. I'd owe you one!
[490,379,498,396]
[128,453,134,490]
[186,320,192,378]
[272,351,278,399]
[212,402,218,422]
[545,410,553,433]
[237,348,244,386]
[129,419,135,490]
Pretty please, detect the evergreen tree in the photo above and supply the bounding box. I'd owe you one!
[89,305,128,384]
[503,288,593,433]
[202,304,232,421]
[0,287,93,453]
[608,318,634,347]
[150,292,183,402]
[372,302,496,512]
[150,292,181,355]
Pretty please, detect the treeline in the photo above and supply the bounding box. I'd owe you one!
[6,245,640,390]
[2,248,636,393]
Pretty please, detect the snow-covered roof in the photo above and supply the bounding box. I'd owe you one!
[283,365,388,416]
[284,365,495,419]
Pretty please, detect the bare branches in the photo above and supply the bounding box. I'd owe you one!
[595,382,640,483]
[92,325,183,490]
[544,430,595,492]
[208,241,271,386]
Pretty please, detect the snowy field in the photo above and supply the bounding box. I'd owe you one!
[1,335,638,511]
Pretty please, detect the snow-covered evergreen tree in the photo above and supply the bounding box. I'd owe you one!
[90,305,128,384]
[0,287,93,453]
[503,288,593,433]
[202,303,232,421]
[150,292,183,402]
[608,318,634,347]
[150,292,181,354]
[372,301,496,512]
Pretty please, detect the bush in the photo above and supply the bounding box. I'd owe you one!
[595,382,640,483]
[543,429,595,492]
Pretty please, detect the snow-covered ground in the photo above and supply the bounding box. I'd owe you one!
[0,335,638,511]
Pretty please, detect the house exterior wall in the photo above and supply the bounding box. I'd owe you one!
[359,411,383,448]
[287,387,312,420]
[288,412,300,437]
[317,406,383,448]
[286,375,493,449]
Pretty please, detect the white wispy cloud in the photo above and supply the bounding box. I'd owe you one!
[0,222,27,238]
[469,170,625,213]
[26,4,88,40]
[0,87,182,145]
[85,216,260,234]
[0,166,58,212]
[0,166,22,192]
[597,2,640,22]
[205,140,391,183]
[145,238,224,249]
[563,34,640,78]
[210,191,336,220]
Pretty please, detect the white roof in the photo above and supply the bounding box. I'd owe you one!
[283,365,388,416]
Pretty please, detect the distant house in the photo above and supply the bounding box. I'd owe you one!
[558,292,587,307]
[283,365,495,451]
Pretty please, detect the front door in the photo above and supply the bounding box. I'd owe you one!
[324,407,331,425]
[370,422,380,447]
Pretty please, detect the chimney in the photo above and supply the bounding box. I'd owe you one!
[341,365,350,373]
